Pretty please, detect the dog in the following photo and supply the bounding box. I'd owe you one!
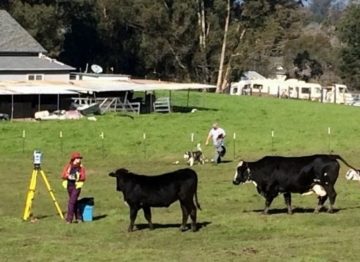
[184,143,205,167]
[345,169,360,181]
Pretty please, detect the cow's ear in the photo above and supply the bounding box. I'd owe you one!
[117,168,129,174]
[237,160,244,167]
[109,172,116,177]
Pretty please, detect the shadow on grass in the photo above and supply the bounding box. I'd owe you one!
[135,221,211,231]
[172,106,218,113]
[247,207,345,214]
[93,214,107,221]
[204,160,233,166]
[116,113,135,119]
[219,160,233,164]
[30,215,50,220]
[59,212,107,221]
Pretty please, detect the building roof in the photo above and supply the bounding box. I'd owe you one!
[0,81,77,95]
[0,10,47,53]
[241,71,266,80]
[0,55,75,71]
[0,79,216,95]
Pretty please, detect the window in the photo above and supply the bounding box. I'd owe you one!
[301,87,310,94]
[339,87,346,93]
[253,84,263,90]
[27,74,44,81]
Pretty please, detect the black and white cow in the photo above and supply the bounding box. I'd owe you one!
[109,168,201,232]
[233,154,358,214]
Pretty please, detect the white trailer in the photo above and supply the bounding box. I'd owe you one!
[286,80,322,101]
[230,79,288,97]
[322,84,352,104]
[230,78,321,100]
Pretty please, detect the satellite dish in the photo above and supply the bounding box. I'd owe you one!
[91,64,103,74]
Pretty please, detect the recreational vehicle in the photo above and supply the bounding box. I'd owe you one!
[230,79,287,97]
[230,72,349,104]
[286,80,322,101]
[323,84,352,104]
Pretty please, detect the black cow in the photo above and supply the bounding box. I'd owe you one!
[109,168,201,232]
[233,154,358,214]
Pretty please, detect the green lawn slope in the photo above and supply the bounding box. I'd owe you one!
[1,92,360,261]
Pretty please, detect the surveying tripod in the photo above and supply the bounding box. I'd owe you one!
[23,164,64,221]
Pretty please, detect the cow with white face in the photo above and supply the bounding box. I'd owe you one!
[233,161,251,184]
[233,154,359,214]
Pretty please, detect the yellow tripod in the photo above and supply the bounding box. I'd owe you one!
[23,164,64,221]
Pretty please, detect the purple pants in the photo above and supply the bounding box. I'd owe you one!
[66,184,81,223]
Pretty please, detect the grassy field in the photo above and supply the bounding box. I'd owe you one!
[1,91,360,261]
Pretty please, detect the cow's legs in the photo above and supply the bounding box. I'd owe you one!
[314,185,337,213]
[263,197,274,215]
[283,192,292,214]
[128,207,139,232]
[179,202,189,232]
[188,201,198,232]
[143,207,154,230]
[314,196,328,213]
[325,186,337,213]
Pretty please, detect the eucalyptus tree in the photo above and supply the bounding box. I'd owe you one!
[309,0,333,23]
[218,0,307,91]
[337,2,360,89]
[0,0,10,9]
[8,0,65,57]
[94,0,200,80]
[55,0,103,71]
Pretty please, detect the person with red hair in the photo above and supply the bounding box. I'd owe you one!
[61,152,86,223]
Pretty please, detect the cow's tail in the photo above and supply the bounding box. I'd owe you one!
[194,191,201,211]
[332,155,359,171]
[192,171,201,210]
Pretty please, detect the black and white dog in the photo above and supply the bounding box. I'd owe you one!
[184,144,205,167]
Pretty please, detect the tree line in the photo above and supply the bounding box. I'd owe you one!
[1,0,360,91]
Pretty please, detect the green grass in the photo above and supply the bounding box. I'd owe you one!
[2,91,360,261]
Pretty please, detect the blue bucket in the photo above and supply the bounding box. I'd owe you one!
[82,205,93,222]
[78,197,94,222]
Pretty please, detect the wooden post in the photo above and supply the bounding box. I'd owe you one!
[22,129,26,153]
[100,131,105,158]
[143,133,147,159]
[328,127,331,153]
[59,131,63,154]
[233,132,236,160]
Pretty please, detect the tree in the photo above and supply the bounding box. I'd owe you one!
[3,0,326,86]
[0,0,10,9]
[224,0,306,85]
[52,0,104,72]
[337,3,360,89]
[290,50,323,81]
[9,1,65,56]
[216,0,231,92]
[309,0,332,23]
